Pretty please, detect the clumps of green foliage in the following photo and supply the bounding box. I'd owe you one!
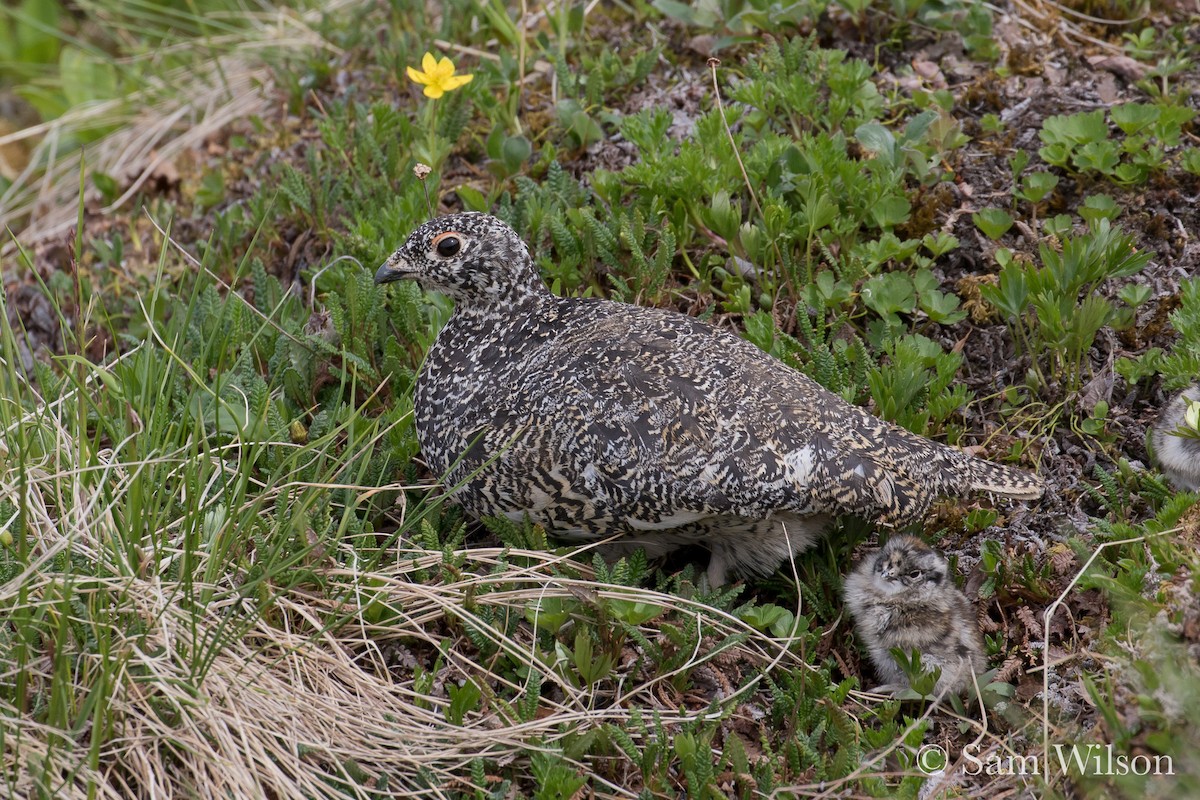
[980,219,1151,399]
[1037,104,1196,186]
[1118,276,1200,390]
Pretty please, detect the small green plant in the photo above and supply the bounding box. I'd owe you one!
[979,219,1151,400]
[530,751,588,799]
[1038,103,1196,186]
[859,267,966,344]
[977,539,1054,602]
[973,207,1014,240]
[889,649,943,698]
[650,0,818,50]
[485,125,533,179]
[1181,148,1200,176]
[1122,26,1158,60]
[1010,150,1059,204]
[1138,54,1194,101]
[1118,276,1200,391]
[741,308,872,402]
[1079,193,1121,225]
[856,109,968,185]
[964,508,999,532]
[738,602,803,638]
[867,334,971,436]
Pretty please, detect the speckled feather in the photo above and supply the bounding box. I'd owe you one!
[376,213,1045,584]
[843,535,985,697]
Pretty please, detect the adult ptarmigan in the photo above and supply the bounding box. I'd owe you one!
[375,212,1044,585]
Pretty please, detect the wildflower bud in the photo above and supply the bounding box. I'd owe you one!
[290,419,309,444]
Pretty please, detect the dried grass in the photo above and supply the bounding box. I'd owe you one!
[0,394,809,798]
[0,1,355,255]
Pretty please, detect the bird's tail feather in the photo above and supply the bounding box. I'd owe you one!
[877,422,1045,501]
[964,457,1044,499]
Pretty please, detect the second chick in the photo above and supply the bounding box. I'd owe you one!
[843,534,986,699]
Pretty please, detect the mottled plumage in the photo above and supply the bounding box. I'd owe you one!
[1149,383,1200,491]
[843,535,985,697]
[375,213,1044,585]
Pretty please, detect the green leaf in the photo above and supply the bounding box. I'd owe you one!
[860,272,916,318]
[195,170,226,211]
[59,45,118,107]
[1017,172,1058,203]
[15,0,61,66]
[919,289,966,324]
[651,0,719,27]
[900,109,939,145]
[92,171,119,204]
[742,310,776,354]
[1118,283,1152,308]
[1079,194,1120,224]
[1044,214,1073,238]
[573,631,613,686]
[1040,109,1108,146]
[501,134,532,172]
[525,597,571,633]
[446,679,481,725]
[455,184,488,212]
[869,196,910,229]
[1074,140,1120,174]
[606,598,663,625]
[1181,148,1200,176]
[972,208,1014,240]
[1038,141,1072,168]
[1110,102,1159,136]
[555,98,603,148]
[979,257,1028,319]
[855,122,896,166]
[1008,149,1030,177]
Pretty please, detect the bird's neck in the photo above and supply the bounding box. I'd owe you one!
[450,281,552,325]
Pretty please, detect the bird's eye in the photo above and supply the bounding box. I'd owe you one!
[434,234,461,258]
[907,570,921,580]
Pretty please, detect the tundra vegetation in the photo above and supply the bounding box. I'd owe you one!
[1,0,1199,797]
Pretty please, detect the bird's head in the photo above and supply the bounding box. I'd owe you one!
[872,534,948,594]
[375,213,546,306]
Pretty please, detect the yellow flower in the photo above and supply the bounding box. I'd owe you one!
[407,52,474,99]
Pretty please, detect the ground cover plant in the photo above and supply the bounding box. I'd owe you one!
[2,0,1200,797]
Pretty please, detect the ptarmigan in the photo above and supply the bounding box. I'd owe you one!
[843,535,986,698]
[375,213,1044,585]
[1149,383,1200,491]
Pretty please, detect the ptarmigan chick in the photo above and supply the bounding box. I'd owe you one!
[1149,383,1200,491]
[843,535,985,698]
[375,213,1044,586]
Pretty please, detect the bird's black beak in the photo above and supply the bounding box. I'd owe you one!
[374,252,411,285]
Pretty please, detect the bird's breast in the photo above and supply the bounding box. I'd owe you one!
[414,313,552,469]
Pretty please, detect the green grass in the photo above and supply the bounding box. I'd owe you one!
[3,0,1200,797]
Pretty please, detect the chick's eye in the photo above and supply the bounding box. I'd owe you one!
[908,570,921,580]
[435,234,461,258]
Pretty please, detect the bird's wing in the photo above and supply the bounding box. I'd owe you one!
[510,307,838,525]
[529,304,1038,527]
